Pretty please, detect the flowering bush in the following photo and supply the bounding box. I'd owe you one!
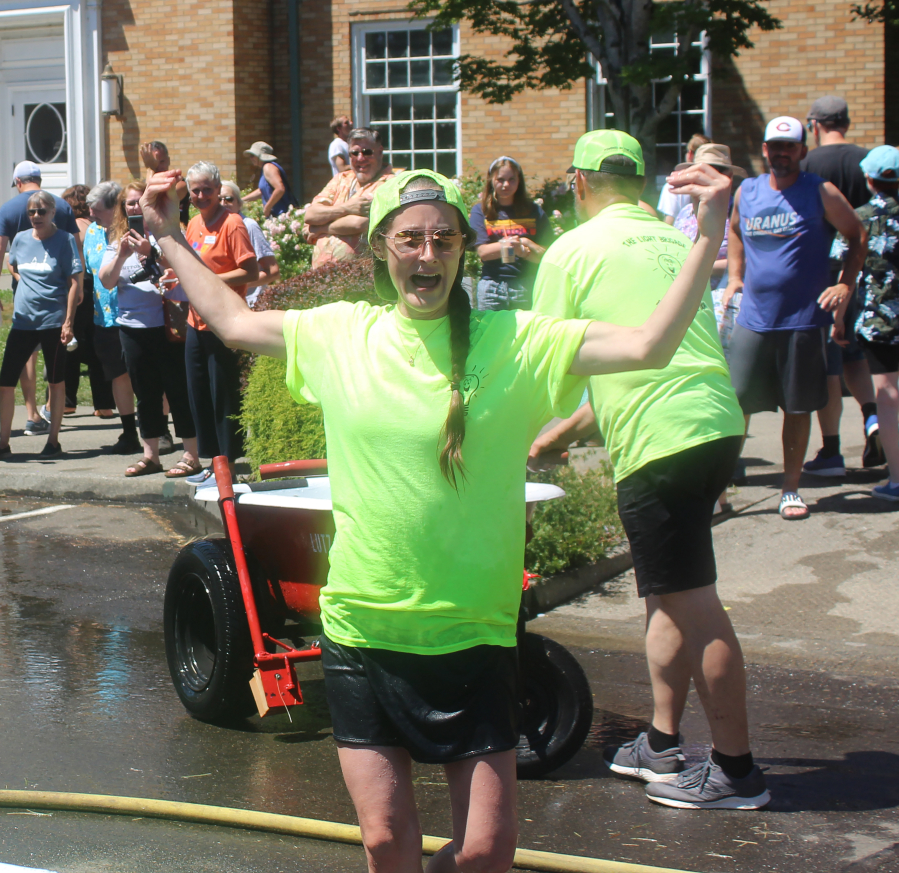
[262,206,315,281]
[241,195,315,282]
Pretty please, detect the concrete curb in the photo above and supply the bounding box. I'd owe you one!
[527,547,634,615]
[1,468,194,504]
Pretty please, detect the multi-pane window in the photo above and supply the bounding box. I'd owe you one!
[354,23,460,177]
[590,33,710,181]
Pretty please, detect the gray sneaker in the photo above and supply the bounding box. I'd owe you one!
[645,756,770,809]
[24,418,49,436]
[603,732,686,784]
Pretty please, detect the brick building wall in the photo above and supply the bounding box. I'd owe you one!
[296,0,587,201]
[101,0,266,187]
[712,0,885,175]
[99,0,891,200]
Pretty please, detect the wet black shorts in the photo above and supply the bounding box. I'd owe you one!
[616,436,742,598]
[320,635,520,764]
[859,339,899,375]
[728,323,829,414]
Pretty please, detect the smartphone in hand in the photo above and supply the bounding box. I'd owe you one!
[127,214,145,238]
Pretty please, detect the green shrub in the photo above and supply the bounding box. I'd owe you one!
[526,458,624,576]
[240,258,382,473]
[241,356,326,468]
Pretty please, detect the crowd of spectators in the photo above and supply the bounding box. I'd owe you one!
[2,97,898,508]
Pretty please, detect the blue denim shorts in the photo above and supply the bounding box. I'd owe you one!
[476,278,531,311]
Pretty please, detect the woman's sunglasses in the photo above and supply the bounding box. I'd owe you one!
[219,196,236,203]
[28,208,48,217]
[350,148,375,158]
[381,229,465,254]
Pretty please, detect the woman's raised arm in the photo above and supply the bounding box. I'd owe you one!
[569,163,731,376]
[140,170,287,360]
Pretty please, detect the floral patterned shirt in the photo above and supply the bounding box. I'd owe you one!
[84,222,118,327]
[833,193,899,344]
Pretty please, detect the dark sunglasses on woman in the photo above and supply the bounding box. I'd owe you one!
[219,196,235,203]
[28,208,48,217]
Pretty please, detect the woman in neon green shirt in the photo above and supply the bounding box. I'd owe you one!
[142,165,730,873]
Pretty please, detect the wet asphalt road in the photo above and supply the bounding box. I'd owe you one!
[0,497,897,872]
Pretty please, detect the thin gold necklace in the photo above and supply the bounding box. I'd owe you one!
[398,317,444,367]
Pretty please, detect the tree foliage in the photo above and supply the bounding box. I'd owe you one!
[409,0,781,168]
[851,1,899,26]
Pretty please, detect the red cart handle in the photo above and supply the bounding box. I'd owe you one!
[212,456,267,658]
[259,459,328,480]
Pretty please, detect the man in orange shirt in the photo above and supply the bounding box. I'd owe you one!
[304,128,394,269]
[183,161,258,482]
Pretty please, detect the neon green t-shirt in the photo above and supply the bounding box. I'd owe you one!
[282,302,590,654]
[533,203,744,482]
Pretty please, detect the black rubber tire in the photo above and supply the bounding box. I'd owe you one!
[164,538,256,721]
[515,632,594,779]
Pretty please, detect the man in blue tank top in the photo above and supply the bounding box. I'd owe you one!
[243,142,298,218]
[723,117,867,520]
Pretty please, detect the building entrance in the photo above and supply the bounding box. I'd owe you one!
[0,26,68,202]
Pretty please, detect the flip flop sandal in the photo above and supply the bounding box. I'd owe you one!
[94,409,117,419]
[779,491,809,521]
[165,457,203,479]
[125,458,163,477]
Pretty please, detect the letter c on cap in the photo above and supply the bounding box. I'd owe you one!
[777,122,791,131]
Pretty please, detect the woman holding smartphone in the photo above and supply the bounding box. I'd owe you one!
[98,181,200,477]
[0,191,81,459]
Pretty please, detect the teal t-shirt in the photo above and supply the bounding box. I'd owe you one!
[532,203,744,481]
[8,229,82,330]
[282,302,590,654]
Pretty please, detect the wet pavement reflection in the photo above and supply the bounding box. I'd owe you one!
[0,497,897,872]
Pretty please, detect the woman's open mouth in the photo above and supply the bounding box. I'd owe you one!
[411,274,440,289]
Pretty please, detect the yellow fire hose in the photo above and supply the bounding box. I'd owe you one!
[0,790,700,873]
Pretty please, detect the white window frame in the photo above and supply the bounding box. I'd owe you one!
[352,20,461,177]
[588,32,711,181]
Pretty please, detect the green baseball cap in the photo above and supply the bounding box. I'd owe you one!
[367,169,471,300]
[567,129,645,176]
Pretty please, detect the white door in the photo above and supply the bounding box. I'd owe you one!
[9,85,69,195]
[0,28,69,202]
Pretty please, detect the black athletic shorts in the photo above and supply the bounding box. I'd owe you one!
[616,436,742,598]
[728,323,828,415]
[0,327,67,387]
[320,635,520,764]
[93,325,128,381]
[859,338,899,375]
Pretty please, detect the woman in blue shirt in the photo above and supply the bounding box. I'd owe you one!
[0,190,81,458]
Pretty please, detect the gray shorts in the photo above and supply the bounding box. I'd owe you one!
[476,278,531,311]
[729,323,828,415]
[93,325,128,381]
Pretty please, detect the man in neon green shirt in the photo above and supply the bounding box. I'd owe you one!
[529,130,768,810]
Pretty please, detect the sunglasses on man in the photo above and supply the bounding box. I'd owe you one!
[27,208,48,216]
[350,148,375,158]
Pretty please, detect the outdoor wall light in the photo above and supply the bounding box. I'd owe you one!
[101,64,123,116]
